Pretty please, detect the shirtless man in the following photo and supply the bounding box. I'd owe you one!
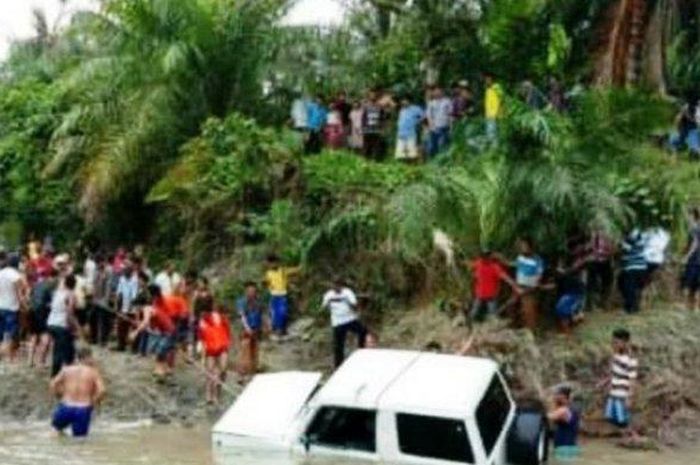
[49,345,106,438]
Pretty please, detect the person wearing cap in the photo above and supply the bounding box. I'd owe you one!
[547,385,581,460]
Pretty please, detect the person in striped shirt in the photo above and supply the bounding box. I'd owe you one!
[618,229,648,314]
[604,329,639,433]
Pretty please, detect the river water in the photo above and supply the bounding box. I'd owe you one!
[0,423,696,465]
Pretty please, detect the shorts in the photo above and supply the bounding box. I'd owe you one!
[31,308,50,335]
[52,403,93,437]
[395,137,419,160]
[555,294,584,320]
[681,264,700,292]
[148,333,175,361]
[605,396,631,428]
[205,346,228,358]
[0,309,20,340]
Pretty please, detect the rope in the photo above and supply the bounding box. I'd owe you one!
[98,306,240,396]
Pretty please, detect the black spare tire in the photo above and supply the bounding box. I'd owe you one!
[507,408,549,465]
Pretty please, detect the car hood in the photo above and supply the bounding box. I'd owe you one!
[213,371,322,445]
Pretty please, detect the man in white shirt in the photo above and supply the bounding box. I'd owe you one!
[0,253,26,362]
[154,262,182,296]
[643,226,671,284]
[322,279,367,368]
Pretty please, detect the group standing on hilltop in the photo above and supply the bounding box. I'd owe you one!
[289,73,575,161]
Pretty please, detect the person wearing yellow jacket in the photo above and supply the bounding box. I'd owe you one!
[484,73,503,142]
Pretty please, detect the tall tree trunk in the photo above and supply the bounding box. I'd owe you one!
[593,0,668,92]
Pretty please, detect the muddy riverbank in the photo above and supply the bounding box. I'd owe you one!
[2,304,700,447]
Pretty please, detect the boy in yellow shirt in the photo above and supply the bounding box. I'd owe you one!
[264,255,301,338]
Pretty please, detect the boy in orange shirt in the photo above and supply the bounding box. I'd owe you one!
[198,298,232,405]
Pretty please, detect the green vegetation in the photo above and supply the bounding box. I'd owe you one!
[1,0,700,305]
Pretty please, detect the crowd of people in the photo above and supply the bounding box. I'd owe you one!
[465,218,689,335]
[291,74,573,161]
[0,205,696,443]
[0,242,376,437]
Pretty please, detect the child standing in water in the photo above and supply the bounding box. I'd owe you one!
[547,386,581,460]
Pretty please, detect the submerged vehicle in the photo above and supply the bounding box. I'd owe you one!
[213,349,548,465]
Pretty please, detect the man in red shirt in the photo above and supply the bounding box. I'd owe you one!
[469,249,520,321]
[198,297,231,404]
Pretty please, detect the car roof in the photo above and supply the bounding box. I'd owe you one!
[311,349,418,410]
[312,349,500,417]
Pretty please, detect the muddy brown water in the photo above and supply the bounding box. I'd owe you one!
[0,423,697,465]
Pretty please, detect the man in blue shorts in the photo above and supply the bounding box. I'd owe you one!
[50,345,106,438]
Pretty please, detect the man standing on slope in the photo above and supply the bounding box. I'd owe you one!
[0,252,27,363]
[322,278,367,368]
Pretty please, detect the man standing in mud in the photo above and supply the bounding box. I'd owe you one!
[50,345,106,438]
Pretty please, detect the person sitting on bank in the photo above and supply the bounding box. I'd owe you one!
[50,344,106,438]
[547,385,581,460]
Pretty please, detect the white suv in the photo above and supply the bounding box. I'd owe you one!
[213,349,548,465]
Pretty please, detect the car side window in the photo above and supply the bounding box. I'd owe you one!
[305,407,376,453]
[476,375,511,456]
[397,413,474,463]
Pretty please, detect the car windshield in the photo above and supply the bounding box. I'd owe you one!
[476,374,512,456]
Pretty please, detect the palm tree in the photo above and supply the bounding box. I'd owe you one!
[45,0,289,224]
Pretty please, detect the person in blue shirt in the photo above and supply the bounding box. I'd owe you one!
[305,95,327,155]
[395,96,425,162]
[236,282,266,380]
[515,237,544,329]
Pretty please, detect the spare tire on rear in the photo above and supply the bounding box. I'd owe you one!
[507,408,549,465]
